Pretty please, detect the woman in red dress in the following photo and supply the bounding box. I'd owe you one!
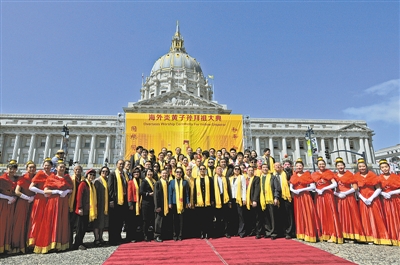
[289,158,319,242]
[33,162,73,254]
[354,158,391,245]
[312,156,343,243]
[0,160,18,254]
[11,161,37,253]
[27,158,53,248]
[333,157,366,243]
[378,159,400,246]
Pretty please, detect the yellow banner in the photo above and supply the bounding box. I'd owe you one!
[125,113,243,159]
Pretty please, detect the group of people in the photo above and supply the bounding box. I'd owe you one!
[0,146,399,256]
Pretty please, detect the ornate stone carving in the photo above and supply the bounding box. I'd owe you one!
[163,97,200,107]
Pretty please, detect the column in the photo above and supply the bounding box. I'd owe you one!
[12,134,21,159]
[338,136,347,163]
[295,138,300,161]
[255,137,260,157]
[27,134,36,161]
[197,85,201,97]
[345,138,352,164]
[269,137,274,157]
[0,133,4,163]
[364,138,373,164]
[88,135,96,165]
[320,137,326,154]
[282,137,287,160]
[44,134,51,158]
[74,135,81,163]
[104,135,111,164]
[359,138,365,157]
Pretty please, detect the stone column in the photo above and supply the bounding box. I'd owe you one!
[295,138,300,160]
[269,137,274,157]
[255,137,260,157]
[27,134,36,161]
[345,138,352,164]
[281,137,288,160]
[44,134,51,158]
[0,133,4,163]
[74,135,81,162]
[338,136,347,163]
[12,134,21,159]
[364,138,373,164]
[105,135,111,164]
[88,135,96,165]
[359,138,365,158]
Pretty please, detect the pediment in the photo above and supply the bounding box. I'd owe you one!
[339,123,370,132]
[132,90,224,109]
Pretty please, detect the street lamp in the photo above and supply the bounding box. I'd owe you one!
[61,125,70,171]
[305,127,316,172]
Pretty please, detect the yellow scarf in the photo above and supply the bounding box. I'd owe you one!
[100,177,109,215]
[69,175,78,212]
[175,179,184,214]
[276,171,292,202]
[214,176,230,209]
[207,167,215,178]
[192,166,200,177]
[260,174,274,211]
[195,177,210,207]
[221,167,228,177]
[188,176,195,207]
[230,175,243,206]
[161,178,169,216]
[115,170,126,205]
[134,178,141,215]
[145,177,155,191]
[246,176,255,210]
[267,156,275,172]
[86,179,97,222]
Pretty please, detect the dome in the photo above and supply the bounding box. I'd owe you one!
[151,51,202,74]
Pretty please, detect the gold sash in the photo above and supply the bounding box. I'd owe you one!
[214,176,230,209]
[246,176,255,210]
[69,175,77,212]
[161,179,169,216]
[175,179,184,214]
[86,179,98,222]
[115,171,125,205]
[195,177,210,207]
[100,177,109,215]
[134,178,141,215]
[277,171,292,202]
[145,177,155,191]
[260,174,273,211]
[230,175,243,206]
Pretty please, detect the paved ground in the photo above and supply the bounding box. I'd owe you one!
[0,233,399,265]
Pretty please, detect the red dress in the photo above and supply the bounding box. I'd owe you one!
[312,169,343,243]
[0,173,17,253]
[290,171,319,242]
[11,173,36,253]
[27,170,51,247]
[334,171,366,242]
[33,174,73,254]
[354,171,391,245]
[378,173,400,246]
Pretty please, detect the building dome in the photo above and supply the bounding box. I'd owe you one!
[140,22,212,101]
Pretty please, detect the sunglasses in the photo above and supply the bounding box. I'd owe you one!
[101,170,109,173]
[200,168,206,170]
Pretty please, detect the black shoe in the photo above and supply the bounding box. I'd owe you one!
[148,226,154,232]
[144,237,150,242]
[225,234,231,239]
[178,237,182,241]
[255,235,261,239]
[200,233,204,239]
[131,239,136,243]
[240,234,244,238]
[78,245,87,250]
[173,237,178,241]
[285,235,292,239]
[94,240,102,247]
[271,236,277,240]
[205,234,209,239]
[155,237,163,243]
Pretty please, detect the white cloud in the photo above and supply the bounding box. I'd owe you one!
[365,79,399,96]
[343,79,400,124]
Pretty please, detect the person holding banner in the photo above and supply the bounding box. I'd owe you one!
[169,167,190,241]
[193,165,215,239]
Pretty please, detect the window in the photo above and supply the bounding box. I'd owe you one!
[97,154,104,164]
[10,138,15,147]
[273,140,279,149]
[40,138,46,147]
[25,137,31,147]
[349,140,354,149]
[286,140,292,149]
[55,139,61,148]
[84,140,91,148]
[70,139,76,148]
[299,141,304,149]
[83,154,89,164]
[99,139,106,148]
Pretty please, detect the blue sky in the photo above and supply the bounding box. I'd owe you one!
[1,1,399,150]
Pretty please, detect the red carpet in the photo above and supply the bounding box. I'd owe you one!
[103,237,355,265]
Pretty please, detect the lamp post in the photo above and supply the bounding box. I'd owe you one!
[61,125,70,163]
[305,127,316,172]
